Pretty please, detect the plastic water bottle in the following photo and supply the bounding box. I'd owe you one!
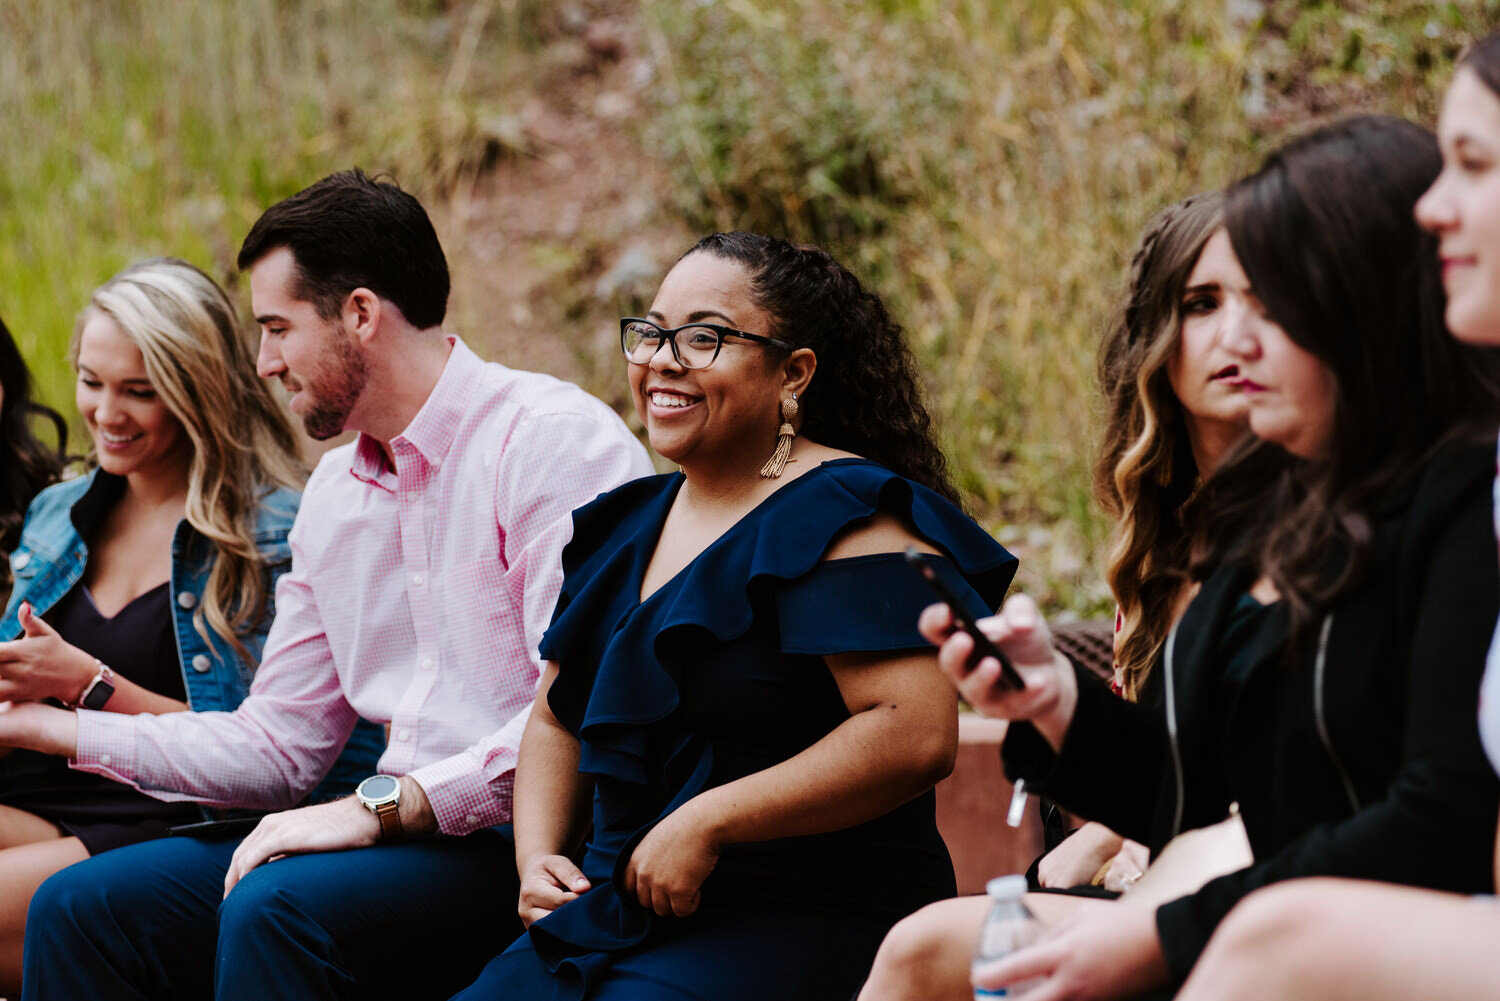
[972,875,1044,999]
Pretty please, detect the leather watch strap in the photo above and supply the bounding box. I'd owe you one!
[373,799,403,843]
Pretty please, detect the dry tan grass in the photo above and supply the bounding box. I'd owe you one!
[2,0,1493,611]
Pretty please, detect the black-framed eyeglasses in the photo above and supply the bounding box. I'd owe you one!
[620,318,792,370]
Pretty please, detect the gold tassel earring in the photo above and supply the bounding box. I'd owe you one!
[759,393,799,479]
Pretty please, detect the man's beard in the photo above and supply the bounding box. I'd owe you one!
[301,333,369,441]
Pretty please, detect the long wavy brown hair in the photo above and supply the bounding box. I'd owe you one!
[78,259,306,665]
[1094,192,1226,700]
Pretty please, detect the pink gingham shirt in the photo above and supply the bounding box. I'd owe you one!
[74,338,652,834]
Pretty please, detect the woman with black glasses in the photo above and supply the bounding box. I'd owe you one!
[449,232,1016,1001]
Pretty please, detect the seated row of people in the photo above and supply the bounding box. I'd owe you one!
[2,34,1500,1001]
[867,36,1500,1001]
[0,259,386,988]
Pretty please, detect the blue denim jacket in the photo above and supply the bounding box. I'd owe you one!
[2,469,384,806]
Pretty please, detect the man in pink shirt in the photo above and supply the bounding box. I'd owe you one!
[10,170,653,1001]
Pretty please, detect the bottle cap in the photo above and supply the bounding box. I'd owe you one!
[985,875,1029,899]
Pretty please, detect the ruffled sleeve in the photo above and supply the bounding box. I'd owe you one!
[545,460,1016,744]
[523,460,1017,998]
[538,472,680,669]
[775,552,997,656]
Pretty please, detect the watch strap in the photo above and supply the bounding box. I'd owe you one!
[373,799,403,843]
[76,661,116,711]
[357,776,405,844]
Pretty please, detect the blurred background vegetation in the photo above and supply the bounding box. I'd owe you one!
[2,0,1496,613]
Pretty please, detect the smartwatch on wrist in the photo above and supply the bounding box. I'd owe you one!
[75,661,116,711]
[355,774,403,843]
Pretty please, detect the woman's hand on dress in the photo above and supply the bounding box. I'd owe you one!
[623,801,721,918]
[972,898,1169,1001]
[0,602,99,704]
[917,594,1078,749]
[518,853,592,927]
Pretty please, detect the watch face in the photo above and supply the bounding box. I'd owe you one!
[359,775,399,801]
[81,677,116,711]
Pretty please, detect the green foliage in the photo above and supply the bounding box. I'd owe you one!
[5,0,1499,613]
[0,0,540,412]
[640,0,1495,611]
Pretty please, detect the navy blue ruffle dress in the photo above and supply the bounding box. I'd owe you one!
[456,459,1016,1001]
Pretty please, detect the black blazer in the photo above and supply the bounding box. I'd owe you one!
[1003,434,1500,985]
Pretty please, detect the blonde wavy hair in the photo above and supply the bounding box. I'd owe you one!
[75,257,305,665]
[1093,193,1224,701]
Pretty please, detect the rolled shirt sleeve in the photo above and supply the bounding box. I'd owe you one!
[71,339,651,832]
[411,408,653,834]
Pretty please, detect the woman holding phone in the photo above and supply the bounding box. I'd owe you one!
[1170,33,1500,1001]
[860,191,1254,1000]
[925,114,1500,1000]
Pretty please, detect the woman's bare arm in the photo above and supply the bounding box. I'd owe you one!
[513,662,595,926]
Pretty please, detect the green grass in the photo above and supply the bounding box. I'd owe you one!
[0,0,535,406]
[638,0,1495,610]
[3,0,1496,614]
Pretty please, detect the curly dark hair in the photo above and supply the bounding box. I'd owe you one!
[1,314,69,562]
[1194,115,1500,644]
[685,232,961,507]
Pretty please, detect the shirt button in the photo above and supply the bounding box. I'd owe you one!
[191,654,213,673]
[465,814,479,826]
[397,729,410,741]
[100,754,112,765]
[177,591,197,610]
[420,658,434,671]
[11,552,28,570]
[411,572,426,587]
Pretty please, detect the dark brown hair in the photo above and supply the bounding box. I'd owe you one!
[1,314,69,562]
[1460,31,1500,98]
[1095,192,1226,699]
[1197,115,1500,639]
[237,169,449,329]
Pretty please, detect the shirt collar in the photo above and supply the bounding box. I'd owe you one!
[349,336,483,488]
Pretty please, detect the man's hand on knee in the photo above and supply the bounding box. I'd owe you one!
[223,798,382,896]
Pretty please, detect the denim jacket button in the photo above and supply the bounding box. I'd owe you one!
[11,552,28,571]
[177,591,197,610]
[191,654,212,673]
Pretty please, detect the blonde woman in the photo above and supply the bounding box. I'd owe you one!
[0,258,381,992]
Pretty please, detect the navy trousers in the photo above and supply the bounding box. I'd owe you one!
[20,826,522,1001]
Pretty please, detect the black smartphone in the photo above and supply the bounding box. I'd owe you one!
[165,816,265,840]
[904,546,1024,692]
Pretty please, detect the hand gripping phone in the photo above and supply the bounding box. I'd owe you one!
[904,546,1025,692]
